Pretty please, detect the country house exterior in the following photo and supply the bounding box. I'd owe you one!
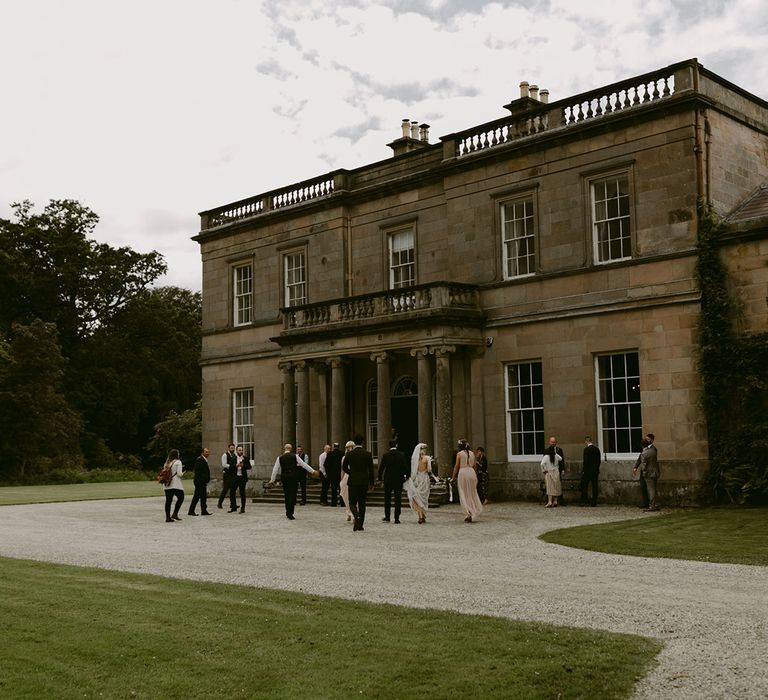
[194,58,768,504]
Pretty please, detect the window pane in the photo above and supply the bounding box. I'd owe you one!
[593,176,631,263]
[502,196,536,279]
[506,361,543,457]
[596,351,642,455]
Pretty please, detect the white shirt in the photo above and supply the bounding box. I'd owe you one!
[541,453,562,474]
[270,453,313,482]
[318,451,328,477]
[221,451,234,469]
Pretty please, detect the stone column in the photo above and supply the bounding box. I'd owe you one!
[295,360,310,459]
[328,356,348,446]
[411,347,433,448]
[434,346,455,476]
[279,362,296,447]
[371,352,391,462]
[468,348,486,448]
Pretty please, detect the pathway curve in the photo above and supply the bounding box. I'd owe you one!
[0,499,765,699]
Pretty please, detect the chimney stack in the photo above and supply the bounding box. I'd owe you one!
[401,119,410,138]
[519,81,530,99]
[529,84,539,101]
[410,120,419,139]
[419,123,430,142]
[539,89,549,104]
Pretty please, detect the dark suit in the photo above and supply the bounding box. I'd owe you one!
[278,452,302,518]
[230,455,251,512]
[189,454,211,515]
[378,448,409,522]
[580,443,601,506]
[343,446,375,530]
[296,451,309,505]
[324,447,343,507]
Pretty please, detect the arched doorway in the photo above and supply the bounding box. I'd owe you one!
[391,375,418,460]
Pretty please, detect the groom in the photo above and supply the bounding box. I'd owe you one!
[343,434,375,531]
[378,439,409,523]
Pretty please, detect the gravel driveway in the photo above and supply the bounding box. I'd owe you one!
[0,498,765,699]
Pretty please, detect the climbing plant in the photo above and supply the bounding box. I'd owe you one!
[695,204,768,504]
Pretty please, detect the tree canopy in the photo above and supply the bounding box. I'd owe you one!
[0,200,201,481]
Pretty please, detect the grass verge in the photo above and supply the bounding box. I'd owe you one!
[0,556,661,699]
[0,481,161,506]
[540,506,768,566]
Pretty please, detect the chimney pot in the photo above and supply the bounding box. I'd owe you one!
[410,120,419,139]
[519,81,530,99]
[401,119,410,138]
[539,89,549,104]
[530,84,539,101]
[419,123,430,142]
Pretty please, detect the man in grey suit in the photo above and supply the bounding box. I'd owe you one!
[633,432,660,511]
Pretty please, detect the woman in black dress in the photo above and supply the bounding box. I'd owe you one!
[475,446,489,505]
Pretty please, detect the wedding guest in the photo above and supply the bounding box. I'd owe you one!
[324,442,343,508]
[318,444,331,505]
[229,445,251,513]
[339,441,355,521]
[296,445,309,505]
[217,443,236,509]
[162,449,185,522]
[377,439,409,524]
[342,435,375,532]
[541,444,563,508]
[267,444,318,520]
[451,439,483,523]
[580,437,601,507]
[405,443,436,524]
[475,446,489,505]
[188,447,211,516]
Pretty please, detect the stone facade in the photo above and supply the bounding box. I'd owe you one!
[194,59,768,505]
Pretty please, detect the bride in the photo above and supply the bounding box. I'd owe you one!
[405,443,436,524]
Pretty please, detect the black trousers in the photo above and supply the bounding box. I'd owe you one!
[580,470,598,506]
[282,477,299,517]
[230,476,247,511]
[164,489,184,518]
[320,476,330,503]
[297,470,307,504]
[326,472,340,506]
[218,472,234,507]
[189,481,209,514]
[383,482,404,521]
[348,483,369,528]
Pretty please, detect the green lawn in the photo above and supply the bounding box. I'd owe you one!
[0,480,161,505]
[0,556,660,699]
[541,506,768,566]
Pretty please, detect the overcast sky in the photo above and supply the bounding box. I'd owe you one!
[2,0,766,291]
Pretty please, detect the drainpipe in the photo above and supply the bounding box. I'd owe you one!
[692,64,706,207]
[345,213,353,297]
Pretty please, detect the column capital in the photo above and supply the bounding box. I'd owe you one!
[370,351,390,363]
[410,346,432,358]
[294,360,309,372]
[434,345,456,357]
[326,355,348,369]
[278,361,294,372]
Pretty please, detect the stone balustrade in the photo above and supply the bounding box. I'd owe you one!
[282,282,479,331]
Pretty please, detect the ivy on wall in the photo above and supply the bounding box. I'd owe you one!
[696,204,768,504]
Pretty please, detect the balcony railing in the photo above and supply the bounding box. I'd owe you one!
[282,282,480,332]
[447,63,679,159]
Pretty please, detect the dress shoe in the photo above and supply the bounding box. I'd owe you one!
[217,503,223,509]
[382,517,390,522]
[188,512,198,516]
[228,508,238,513]
[394,519,400,524]
[171,515,182,521]
[165,517,174,523]
[239,508,245,513]
[287,514,295,520]
[201,511,211,516]
[357,526,364,532]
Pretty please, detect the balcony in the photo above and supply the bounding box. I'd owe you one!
[275,282,483,344]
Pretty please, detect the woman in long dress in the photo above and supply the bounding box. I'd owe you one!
[541,444,562,508]
[451,440,484,523]
[339,440,355,522]
[405,443,434,524]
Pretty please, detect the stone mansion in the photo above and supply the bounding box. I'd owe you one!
[194,58,768,504]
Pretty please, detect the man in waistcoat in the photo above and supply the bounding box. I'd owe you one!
[188,447,211,516]
[217,443,236,509]
[324,442,343,507]
[343,434,375,532]
[378,439,409,523]
[228,445,251,513]
[267,444,318,519]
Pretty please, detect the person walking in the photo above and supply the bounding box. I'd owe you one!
[296,445,309,505]
[188,447,211,516]
[342,435,375,532]
[324,442,343,508]
[405,443,436,524]
[451,439,483,523]
[633,433,660,511]
[475,446,489,505]
[318,444,331,505]
[580,437,601,507]
[339,441,355,522]
[377,439,409,524]
[162,449,185,522]
[229,445,251,513]
[217,443,236,509]
[267,444,318,519]
[541,444,563,508]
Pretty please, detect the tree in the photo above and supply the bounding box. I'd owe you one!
[146,401,202,469]
[0,321,83,479]
[0,199,166,352]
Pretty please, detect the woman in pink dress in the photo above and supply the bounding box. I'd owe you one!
[451,439,484,523]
